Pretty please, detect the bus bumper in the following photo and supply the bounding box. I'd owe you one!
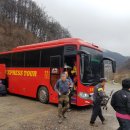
[76,97,93,106]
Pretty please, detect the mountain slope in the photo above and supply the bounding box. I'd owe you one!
[119,59,130,72]
[114,59,130,82]
[103,50,128,68]
[0,21,39,52]
[0,0,71,42]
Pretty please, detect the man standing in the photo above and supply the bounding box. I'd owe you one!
[111,78,130,130]
[64,71,74,111]
[64,71,73,90]
[90,78,107,127]
[54,73,71,123]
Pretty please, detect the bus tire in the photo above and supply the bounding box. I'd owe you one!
[38,87,49,104]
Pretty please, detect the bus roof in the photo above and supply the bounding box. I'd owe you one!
[0,38,102,54]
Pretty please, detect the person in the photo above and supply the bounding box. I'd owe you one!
[64,71,74,111]
[64,63,72,71]
[71,61,77,91]
[90,78,107,127]
[64,71,73,88]
[71,61,77,76]
[54,73,71,123]
[111,78,130,130]
[0,80,7,96]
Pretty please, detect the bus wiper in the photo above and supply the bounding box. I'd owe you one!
[82,81,98,86]
[88,82,98,86]
[85,79,99,86]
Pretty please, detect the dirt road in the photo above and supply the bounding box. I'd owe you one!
[0,83,121,130]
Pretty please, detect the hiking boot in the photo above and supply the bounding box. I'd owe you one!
[90,123,98,127]
[102,120,106,125]
[67,108,72,112]
[62,110,67,119]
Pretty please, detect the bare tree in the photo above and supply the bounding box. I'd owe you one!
[0,0,71,42]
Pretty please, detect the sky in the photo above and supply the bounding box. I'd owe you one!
[34,0,130,56]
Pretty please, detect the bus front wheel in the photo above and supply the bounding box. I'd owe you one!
[38,87,49,104]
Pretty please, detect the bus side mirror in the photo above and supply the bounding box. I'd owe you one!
[102,57,116,73]
[112,60,116,73]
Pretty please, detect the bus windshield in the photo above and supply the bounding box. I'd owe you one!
[80,46,103,85]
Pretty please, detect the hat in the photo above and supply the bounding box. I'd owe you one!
[122,78,130,89]
[100,78,107,83]
[64,64,72,69]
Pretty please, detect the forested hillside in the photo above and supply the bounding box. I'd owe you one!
[0,0,71,51]
[103,50,128,68]
[115,58,130,82]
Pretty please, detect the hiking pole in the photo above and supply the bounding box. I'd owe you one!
[103,90,114,110]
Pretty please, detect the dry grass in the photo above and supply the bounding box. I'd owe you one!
[114,72,130,83]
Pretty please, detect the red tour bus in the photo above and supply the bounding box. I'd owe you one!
[0,38,116,106]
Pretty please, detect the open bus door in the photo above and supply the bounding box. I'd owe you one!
[50,55,61,103]
[0,64,6,79]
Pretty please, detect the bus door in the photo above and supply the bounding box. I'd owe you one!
[64,55,77,105]
[50,55,61,102]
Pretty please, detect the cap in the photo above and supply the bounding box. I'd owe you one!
[122,78,130,89]
[64,64,72,69]
[100,78,107,83]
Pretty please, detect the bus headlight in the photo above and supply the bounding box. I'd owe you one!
[78,92,90,99]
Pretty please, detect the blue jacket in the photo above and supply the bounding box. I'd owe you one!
[54,79,70,94]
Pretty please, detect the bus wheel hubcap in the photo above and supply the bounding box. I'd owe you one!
[40,90,47,100]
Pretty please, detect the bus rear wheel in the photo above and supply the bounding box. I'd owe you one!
[38,87,49,104]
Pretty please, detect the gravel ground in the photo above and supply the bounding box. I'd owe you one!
[0,83,121,130]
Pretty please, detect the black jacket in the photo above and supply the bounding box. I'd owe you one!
[111,89,130,115]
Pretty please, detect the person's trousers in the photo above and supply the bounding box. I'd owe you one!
[117,117,130,130]
[58,94,69,117]
[90,102,105,124]
[69,91,74,107]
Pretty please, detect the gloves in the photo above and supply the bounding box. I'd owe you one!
[104,95,110,99]
[58,92,61,96]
